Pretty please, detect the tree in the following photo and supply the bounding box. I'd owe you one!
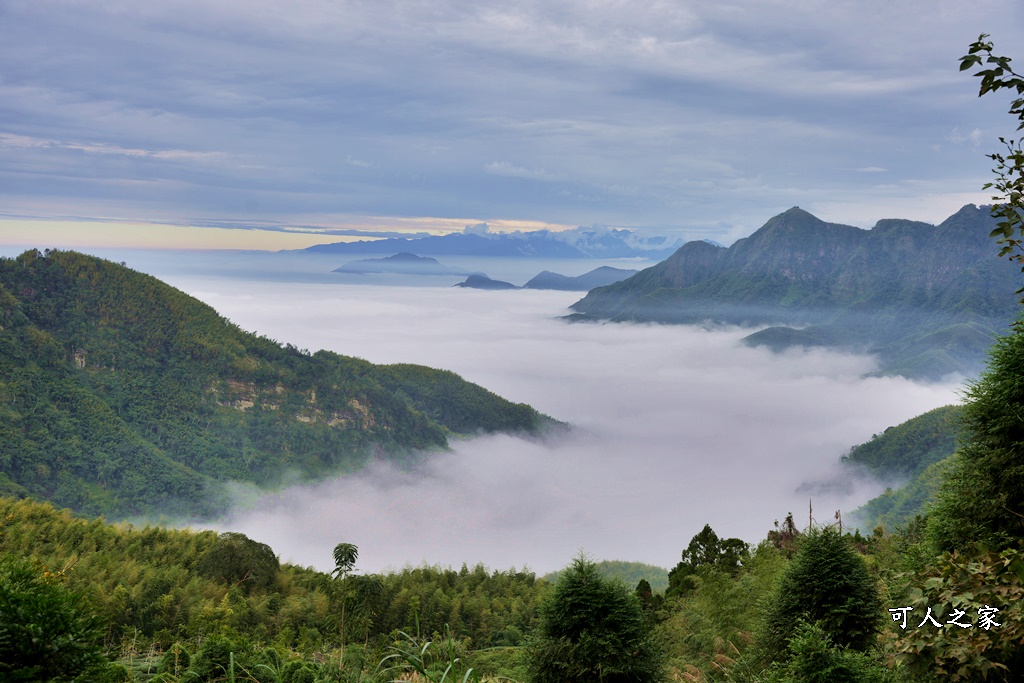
[634,579,653,609]
[960,35,1024,294]
[527,553,664,683]
[762,527,882,663]
[0,556,108,682]
[667,523,748,597]
[195,532,280,591]
[331,542,359,670]
[332,542,358,579]
[927,320,1024,551]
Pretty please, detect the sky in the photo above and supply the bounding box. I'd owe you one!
[3,0,1024,249]
[163,277,960,574]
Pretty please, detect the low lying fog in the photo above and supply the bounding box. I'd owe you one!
[173,278,959,575]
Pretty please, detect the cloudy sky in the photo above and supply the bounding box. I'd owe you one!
[2,0,1024,247]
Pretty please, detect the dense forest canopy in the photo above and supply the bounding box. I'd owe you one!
[0,249,554,519]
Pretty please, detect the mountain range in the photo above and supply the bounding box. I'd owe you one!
[304,224,682,259]
[569,205,1023,379]
[454,266,638,291]
[0,250,553,519]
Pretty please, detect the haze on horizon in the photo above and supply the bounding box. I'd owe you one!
[2,1,1024,250]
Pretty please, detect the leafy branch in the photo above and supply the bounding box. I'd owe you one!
[961,34,1024,296]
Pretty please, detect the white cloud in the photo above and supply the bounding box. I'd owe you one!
[0,133,227,163]
[948,127,985,147]
[168,277,961,574]
[483,161,562,181]
[345,155,374,168]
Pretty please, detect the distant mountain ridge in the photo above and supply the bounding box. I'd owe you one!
[304,224,683,259]
[524,266,637,291]
[570,205,1024,379]
[333,252,476,275]
[0,250,554,519]
[453,266,638,291]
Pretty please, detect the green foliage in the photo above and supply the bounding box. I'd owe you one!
[667,523,748,597]
[842,405,962,481]
[0,496,545,660]
[527,553,664,683]
[333,542,359,578]
[375,363,545,436]
[763,527,882,662]
[657,541,786,680]
[0,249,552,519]
[766,621,895,683]
[464,646,528,682]
[961,35,1024,295]
[157,642,192,677]
[378,624,480,683]
[928,318,1024,552]
[853,458,956,533]
[0,555,108,682]
[196,532,281,592]
[888,545,1024,681]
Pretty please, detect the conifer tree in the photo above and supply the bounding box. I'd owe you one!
[762,526,881,662]
[528,553,664,683]
[928,320,1024,551]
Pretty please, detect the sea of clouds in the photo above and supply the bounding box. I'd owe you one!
[167,277,960,575]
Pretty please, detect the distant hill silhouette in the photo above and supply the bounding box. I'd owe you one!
[454,274,518,290]
[524,266,637,291]
[333,252,475,275]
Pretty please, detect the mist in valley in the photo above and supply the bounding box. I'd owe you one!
[168,277,960,576]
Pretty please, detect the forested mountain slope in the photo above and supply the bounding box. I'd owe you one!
[842,405,962,480]
[570,205,1023,378]
[0,250,551,519]
[843,405,963,531]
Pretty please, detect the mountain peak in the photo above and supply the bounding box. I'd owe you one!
[772,206,825,224]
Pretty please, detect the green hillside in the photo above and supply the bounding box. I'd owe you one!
[570,205,1023,379]
[841,405,962,480]
[843,405,963,531]
[0,249,553,519]
[543,559,669,594]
